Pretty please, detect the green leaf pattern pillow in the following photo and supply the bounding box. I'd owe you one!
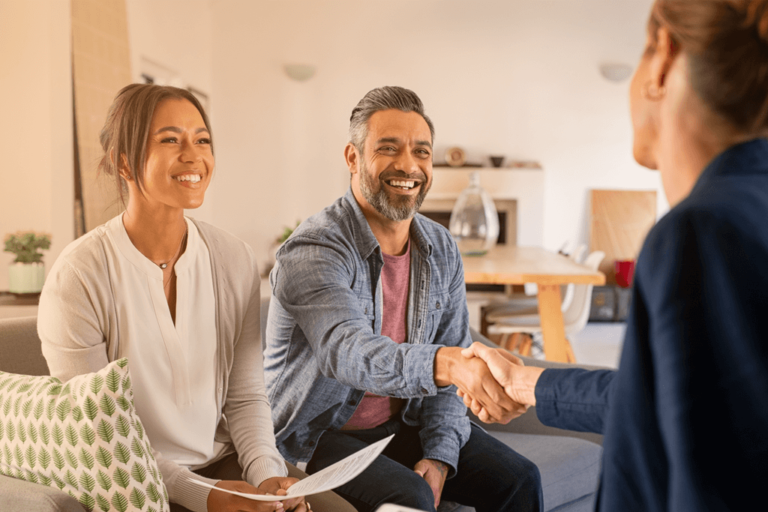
[0,358,169,511]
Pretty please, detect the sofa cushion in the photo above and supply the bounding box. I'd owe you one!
[0,358,169,511]
[0,316,49,376]
[489,432,601,511]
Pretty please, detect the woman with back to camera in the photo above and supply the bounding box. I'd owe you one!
[38,84,355,512]
[460,0,768,510]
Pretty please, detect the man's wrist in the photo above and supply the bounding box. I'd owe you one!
[434,347,461,387]
[514,366,545,406]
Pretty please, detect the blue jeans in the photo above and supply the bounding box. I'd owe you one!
[307,418,543,512]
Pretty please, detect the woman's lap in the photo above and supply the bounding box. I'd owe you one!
[169,453,356,512]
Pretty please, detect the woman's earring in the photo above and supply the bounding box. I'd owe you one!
[642,81,666,101]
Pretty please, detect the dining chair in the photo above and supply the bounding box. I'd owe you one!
[487,250,606,362]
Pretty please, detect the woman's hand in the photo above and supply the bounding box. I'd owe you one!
[259,477,311,512]
[207,480,284,512]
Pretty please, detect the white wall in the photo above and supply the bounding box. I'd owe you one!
[125,0,215,223]
[209,0,666,269]
[0,0,73,290]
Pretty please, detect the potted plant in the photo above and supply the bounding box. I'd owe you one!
[4,231,51,294]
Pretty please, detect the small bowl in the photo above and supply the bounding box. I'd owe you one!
[489,155,505,168]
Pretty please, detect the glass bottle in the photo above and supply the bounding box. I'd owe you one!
[449,171,500,256]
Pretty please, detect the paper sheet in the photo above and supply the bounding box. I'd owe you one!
[191,434,394,501]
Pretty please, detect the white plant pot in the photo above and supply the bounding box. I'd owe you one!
[8,262,45,294]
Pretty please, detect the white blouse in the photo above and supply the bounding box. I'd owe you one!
[106,214,226,468]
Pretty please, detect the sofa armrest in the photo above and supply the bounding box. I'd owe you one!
[468,328,605,446]
[0,475,85,512]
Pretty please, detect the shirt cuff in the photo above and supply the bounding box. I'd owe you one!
[403,343,442,397]
[167,469,219,512]
[246,457,289,488]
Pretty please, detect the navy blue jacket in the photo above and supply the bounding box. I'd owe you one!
[535,139,768,511]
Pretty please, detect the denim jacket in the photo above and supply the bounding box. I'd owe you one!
[264,188,472,475]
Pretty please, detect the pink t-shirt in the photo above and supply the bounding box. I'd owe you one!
[343,239,411,430]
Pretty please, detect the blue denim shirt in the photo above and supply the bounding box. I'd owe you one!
[265,188,472,475]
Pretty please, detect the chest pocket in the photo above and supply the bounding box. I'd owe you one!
[424,291,453,343]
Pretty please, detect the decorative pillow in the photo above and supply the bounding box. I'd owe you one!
[0,358,169,511]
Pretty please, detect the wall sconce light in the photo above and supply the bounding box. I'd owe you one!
[599,63,633,83]
[284,64,316,82]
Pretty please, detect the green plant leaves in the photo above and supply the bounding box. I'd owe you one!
[52,423,63,446]
[147,482,161,503]
[90,375,104,395]
[6,420,14,442]
[53,447,65,470]
[96,469,112,491]
[56,400,71,422]
[80,448,95,470]
[106,369,120,394]
[79,492,96,510]
[40,421,50,444]
[33,398,44,420]
[22,398,33,418]
[113,467,130,489]
[65,469,79,490]
[95,446,112,469]
[115,415,131,438]
[131,437,145,459]
[72,405,84,422]
[83,396,99,421]
[116,396,131,412]
[25,445,36,468]
[66,424,79,446]
[114,442,130,465]
[131,462,147,484]
[97,420,114,444]
[39,447,51,470]
[96,493,111,512]
[112,491,129,512]
[80,472,96,492]
[100,395,116,417]
[65,447,79,469]
[81,423,96,446]
[130,488,146,509]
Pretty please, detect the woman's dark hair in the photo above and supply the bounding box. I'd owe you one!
[98,84,213,202]
[647,0,768,134]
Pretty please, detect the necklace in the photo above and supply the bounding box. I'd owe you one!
[156,229,188,270]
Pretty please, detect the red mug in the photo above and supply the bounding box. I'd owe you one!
[615,259,636,288]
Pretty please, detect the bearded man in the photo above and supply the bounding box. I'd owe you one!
[264,86,542,512]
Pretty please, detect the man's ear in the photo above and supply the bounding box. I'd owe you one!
[651,26,679,90]
[344,143,360,176]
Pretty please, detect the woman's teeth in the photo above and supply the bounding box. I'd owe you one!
[389,180,416,189]
[175,174,201,183]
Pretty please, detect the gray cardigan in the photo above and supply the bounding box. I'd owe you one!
[37,218,287,512]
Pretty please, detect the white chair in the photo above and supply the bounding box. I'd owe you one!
[487,251,606,362]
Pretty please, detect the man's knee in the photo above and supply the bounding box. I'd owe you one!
[382,473,435,512]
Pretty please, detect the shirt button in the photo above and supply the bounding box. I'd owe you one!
[348,400,357,406]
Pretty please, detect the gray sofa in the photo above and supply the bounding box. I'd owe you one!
[1,314,603,512]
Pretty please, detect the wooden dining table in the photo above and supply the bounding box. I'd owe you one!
[462,246,605,362]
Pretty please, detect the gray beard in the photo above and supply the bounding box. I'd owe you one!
[359,161,429,222]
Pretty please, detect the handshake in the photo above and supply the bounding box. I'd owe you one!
[435,343,546,424]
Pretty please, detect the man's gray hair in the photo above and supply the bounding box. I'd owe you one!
[349,86,435,153]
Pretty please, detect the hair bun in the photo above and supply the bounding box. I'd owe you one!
[745,1,768,42]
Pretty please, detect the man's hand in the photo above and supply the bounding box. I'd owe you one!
[260,477,310,512]
[434,346,525,424]
[207,480,284,512]
[456,342,545,422]
[414,458,449,509]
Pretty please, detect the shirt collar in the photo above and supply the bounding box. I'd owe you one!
[692,138,768,195]
[342,187,434,260]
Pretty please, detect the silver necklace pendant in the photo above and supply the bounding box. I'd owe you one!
[159,263,168,269]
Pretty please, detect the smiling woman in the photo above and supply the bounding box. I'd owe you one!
[37,84,354,512]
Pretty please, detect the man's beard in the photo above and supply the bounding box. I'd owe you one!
[359,161,430,222]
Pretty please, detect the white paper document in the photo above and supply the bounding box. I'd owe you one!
[191,434,394,501]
